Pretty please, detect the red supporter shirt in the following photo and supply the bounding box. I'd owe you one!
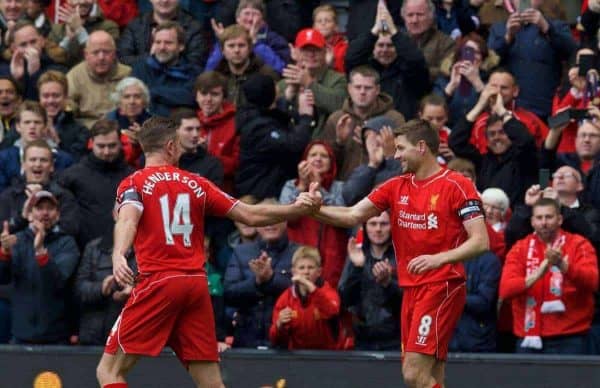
[368,168,483,287]
[115,165,238,273]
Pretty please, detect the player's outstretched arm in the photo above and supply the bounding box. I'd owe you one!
[313,197,381,229]
[112,204,140,286]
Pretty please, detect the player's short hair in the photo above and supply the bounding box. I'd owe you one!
[292,245,321,267]
[349,65,380,85]
[219,24,252,48]
[395,119,439,154]
[152,21,185,45]
[313,4,337,22]
[16,100,47,125]
[532,197,561,214]
[170,108,198,127]
[194,71,228,97]
[23,139,53,161]
[90,119,119,138]
[37,70,68,95]
[137,116,179,154]
[419,94,448,114]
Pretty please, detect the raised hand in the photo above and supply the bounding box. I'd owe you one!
[365,131,384,168]
[297,160,311,190]
[10,48,25,80]
[210,18,225,38]
[0,221,16,254]
[380,125,396,157]
[373,259,393,286]
[297,88,315,116]
[524,184,543,206]
[347,237,365,267]
[335,113,354,144]
[32,219,46,254]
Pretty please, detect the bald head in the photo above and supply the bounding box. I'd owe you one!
[84,31,117,76]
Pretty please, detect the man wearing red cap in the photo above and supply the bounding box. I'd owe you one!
[277,28,347,138]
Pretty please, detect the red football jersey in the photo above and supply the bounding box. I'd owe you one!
[368,168,483,287]
[115,166,238,273]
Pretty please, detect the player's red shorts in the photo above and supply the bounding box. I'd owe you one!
[401,279,466,361]
[104,270,218,366]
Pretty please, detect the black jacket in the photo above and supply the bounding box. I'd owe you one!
[117,8,208,68]
[53,110,89,160]
[345,32,430,120]
[179,147,224,188]
[234,106,312,200]
[58,153,133,248]
[449,116,538,206]
[0,178,80,237]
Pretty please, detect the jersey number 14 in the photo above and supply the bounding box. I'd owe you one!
[159,193,194,247]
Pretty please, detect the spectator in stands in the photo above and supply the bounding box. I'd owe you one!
[542,111,600,210]
[465,70,549,154]
[500,198,598,354]
[0,76,22,150]
[341,116,401,206]
[58,119,133,249]
[235,73,312,200]
[3,21,67,101]
[449,248,501,353]
[214,0,301,43]
[0,190,80,344]
[208,0,289,74]
[278,28,347,138]
[75,214,135,345]
[195,71,238,194]
[131,21,200,117]
[118,0,208,68]
[433,32,499,127]
[401,0,455,80]
[67,30,131,128]
[418,94,454,164]
[172,108,224,187]
[449,83,538,206]
[38,70,88,160]
[345,0,402,41]
[345,0,429,120]
[0,139,79,236]
[211,24,278,107]
[481,187,511,235]
[318,65,405,180]
[270,245,341,350]
[0,0,24,55]
[0,101,73,193]
[223,198,297,348]
[312,4,347,74]
[23,0,51,37]
[338,211,401,350]
[46,0,119,68]
[434,0,479,39]
[280,141,348,287]
[488,0,575,119]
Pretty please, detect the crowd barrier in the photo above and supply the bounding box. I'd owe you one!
[1,345,600,387]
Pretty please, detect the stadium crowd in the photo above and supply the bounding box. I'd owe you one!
[0,0,599,357]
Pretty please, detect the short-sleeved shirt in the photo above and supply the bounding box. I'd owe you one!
[115,165,238,273]
[368,168,483,287]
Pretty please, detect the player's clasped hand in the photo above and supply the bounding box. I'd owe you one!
[113,253,135,286]
[407,254,443,274]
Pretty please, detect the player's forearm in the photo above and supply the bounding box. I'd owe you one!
[313,206,361,228]
[113,218,138,257]
[243,204,303,226]
[440,228,489,266]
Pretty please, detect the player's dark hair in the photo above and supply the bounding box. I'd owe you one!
[137,116,179,154]
[532,198,561,214]
[395,119,439,154]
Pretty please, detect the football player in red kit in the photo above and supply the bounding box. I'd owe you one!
[309,119,489,388]
[96,117,320,388]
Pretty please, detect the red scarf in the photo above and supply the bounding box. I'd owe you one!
[522,232,566,349]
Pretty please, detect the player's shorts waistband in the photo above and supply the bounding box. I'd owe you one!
[136,270,206,283]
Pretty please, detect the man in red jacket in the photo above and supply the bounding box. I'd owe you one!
[500,198,598,354]
[269,245,341,350]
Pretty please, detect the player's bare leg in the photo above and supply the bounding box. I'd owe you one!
[431,360,446,388]
[402,352,439,388]
[188,361,225,388]
[96,349,140,387]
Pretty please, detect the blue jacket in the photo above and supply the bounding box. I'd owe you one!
[0,144,73,193]
[449,251,501,352]
[488,18,576,118]
[205,26,290,74]
[131,55,201,117]
[0,226,79,343]
[223,235,297,348]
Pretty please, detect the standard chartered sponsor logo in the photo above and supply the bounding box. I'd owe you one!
[397,211,438,230]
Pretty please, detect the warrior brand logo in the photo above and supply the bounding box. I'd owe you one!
[427,213,438,229]
[416,335,428,345]
[399,195,409,205]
